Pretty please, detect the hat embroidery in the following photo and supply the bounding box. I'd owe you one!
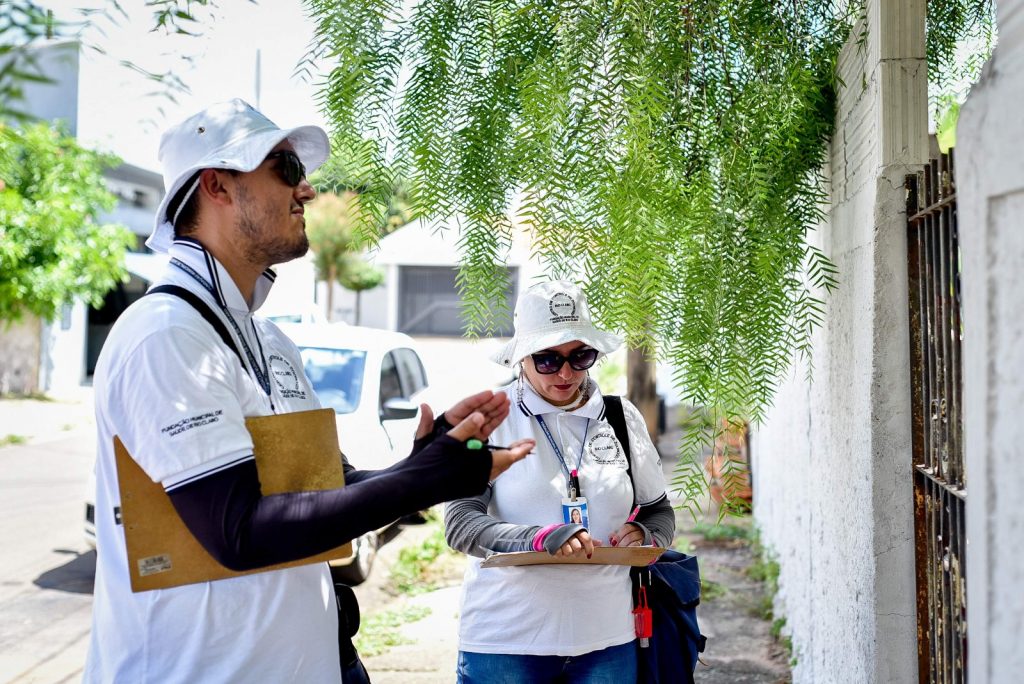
[548,293,579,323]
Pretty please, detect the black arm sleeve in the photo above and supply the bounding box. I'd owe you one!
[167,434,491,571]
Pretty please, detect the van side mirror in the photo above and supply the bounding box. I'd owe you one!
[381,397,419,421]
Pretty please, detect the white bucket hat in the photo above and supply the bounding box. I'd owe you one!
[147,98,331,253]
[491,280,623,367]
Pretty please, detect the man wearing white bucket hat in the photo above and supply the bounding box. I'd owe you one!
[446,280,675,682]
[85,99,533,682]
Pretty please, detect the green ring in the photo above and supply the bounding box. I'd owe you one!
[466,439,483,450]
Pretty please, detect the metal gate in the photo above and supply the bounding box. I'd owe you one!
[905,150,967,683]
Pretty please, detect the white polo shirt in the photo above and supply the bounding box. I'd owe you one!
[85,239,341,683]
[456,379,668,657]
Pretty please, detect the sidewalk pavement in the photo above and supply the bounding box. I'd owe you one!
[361,426,793,684]
[0,392,792,683]
[0,388,96,448]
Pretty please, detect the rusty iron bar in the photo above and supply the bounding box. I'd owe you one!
[937,155,952,485]
[906,149,966,684]
[909,174,933,679]
[906,174,931,683]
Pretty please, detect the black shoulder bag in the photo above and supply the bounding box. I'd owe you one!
[602,395,707,684]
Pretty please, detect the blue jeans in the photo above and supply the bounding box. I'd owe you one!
[456,641,637,683]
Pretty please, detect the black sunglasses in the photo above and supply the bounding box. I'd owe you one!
[265,150,307,187]
[530,347,599,374]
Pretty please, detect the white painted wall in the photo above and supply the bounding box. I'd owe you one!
[957,1,1024,679]
[39,304,88,393]
[0,317,42,395]
[751,2,926,682]
[7,40,80,133]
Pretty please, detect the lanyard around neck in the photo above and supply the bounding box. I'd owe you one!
[170,257,272,398]
[534,414,589,497]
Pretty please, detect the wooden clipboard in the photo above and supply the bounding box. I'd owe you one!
[480,546,666,568]
[116,407,352,592]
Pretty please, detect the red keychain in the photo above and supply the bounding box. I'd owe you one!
[633,585,653,647]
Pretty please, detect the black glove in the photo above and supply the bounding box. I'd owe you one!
[410,412,455,456]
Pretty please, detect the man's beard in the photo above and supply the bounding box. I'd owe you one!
[236,186,309,266]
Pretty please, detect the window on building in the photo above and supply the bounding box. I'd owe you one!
[398,266,517,336]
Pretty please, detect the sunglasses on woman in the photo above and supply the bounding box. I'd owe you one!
[530,347,599,374]
[265,150,307,187]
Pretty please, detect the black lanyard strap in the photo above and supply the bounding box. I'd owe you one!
[169,258,272,397]
[535,414,589,497]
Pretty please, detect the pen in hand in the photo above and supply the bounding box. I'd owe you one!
[466,439,513,452]
[610,505,644,548]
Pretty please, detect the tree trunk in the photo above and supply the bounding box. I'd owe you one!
[354,291,362,326]
[326,264,336,322]
[626,346,659,440]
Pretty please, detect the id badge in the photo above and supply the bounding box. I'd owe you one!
[561,497,589,528]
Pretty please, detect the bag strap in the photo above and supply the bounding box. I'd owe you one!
[147,284,245,370]
[603,395,635,508]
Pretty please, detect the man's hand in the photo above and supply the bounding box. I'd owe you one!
[415,403,437,440]
[417,390,510,441]
[411,390,528,480]
[445,411,533,480]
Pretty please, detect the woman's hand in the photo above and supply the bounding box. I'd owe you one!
[609,523,646,547]
[554,529,601,559]
[484,438,535,481]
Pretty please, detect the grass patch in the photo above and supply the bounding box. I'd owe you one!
[693,520,751,543]
[389,524,453,595]
[746,528,795,666]
[353,605,431,657]
[747,552,780,621]
[770,616,786,639]
[0,391,53,401]
[1,434,27,447]
[673,537,695,553]
[771,617,795,666]
[701,577,727,601]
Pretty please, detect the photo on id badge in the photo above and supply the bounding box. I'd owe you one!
[562,498,589,528]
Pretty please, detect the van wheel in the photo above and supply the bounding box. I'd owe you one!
[330,531,378,585]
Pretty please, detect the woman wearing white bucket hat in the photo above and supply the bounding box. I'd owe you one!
[446,280,675,683]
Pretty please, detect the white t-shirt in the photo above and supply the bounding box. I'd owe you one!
[84,239,341,683]
[457,379,668,657]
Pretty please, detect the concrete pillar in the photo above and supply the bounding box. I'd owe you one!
[957,1,1024,680]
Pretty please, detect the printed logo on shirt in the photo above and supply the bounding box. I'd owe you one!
[160,409,224,437]
[269,354,307,400]
[587,431,626,466]
[548,292,579,323]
